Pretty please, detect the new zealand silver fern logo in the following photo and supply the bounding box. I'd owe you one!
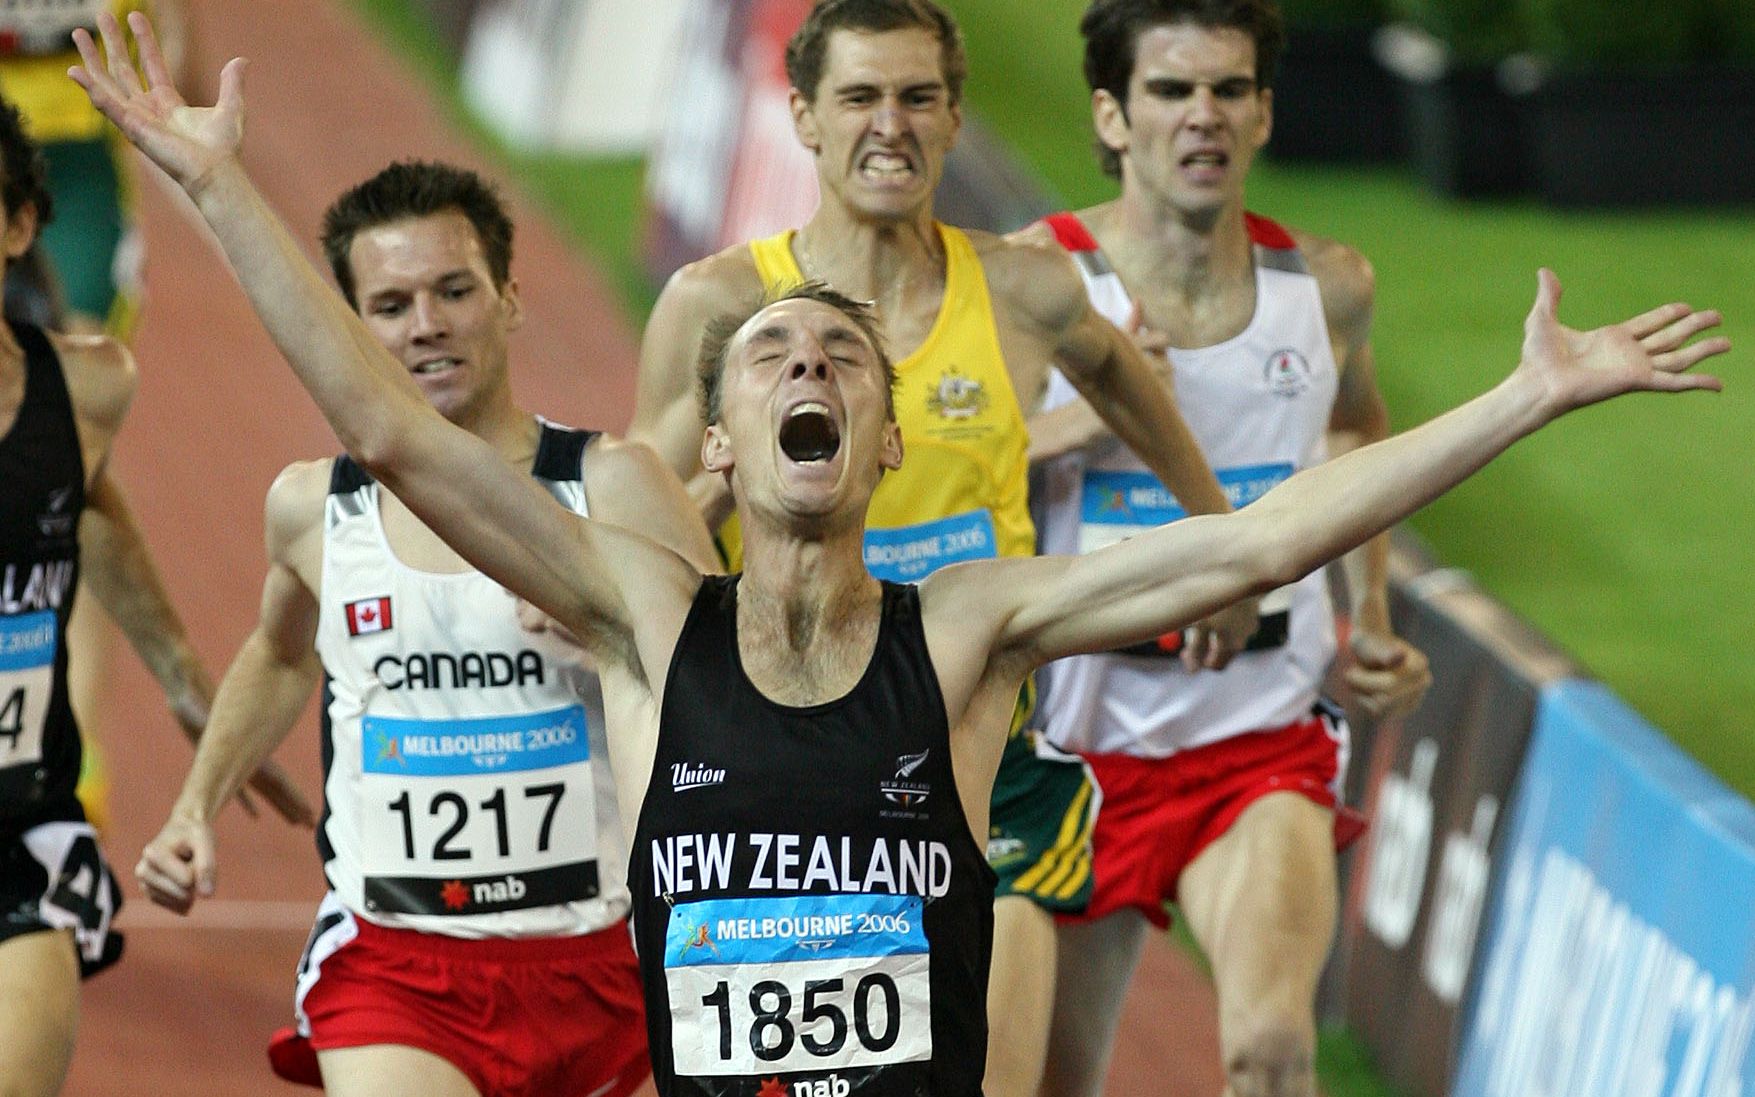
[880,749,932,808]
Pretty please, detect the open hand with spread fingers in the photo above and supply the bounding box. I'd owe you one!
[68,10,244,196]
[1517,269,1728,416]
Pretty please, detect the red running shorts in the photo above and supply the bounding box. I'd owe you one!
[268,901,649,1096]
[1067,707,1367,929]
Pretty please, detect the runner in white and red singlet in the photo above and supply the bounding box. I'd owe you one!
[1017,3,1435,1095]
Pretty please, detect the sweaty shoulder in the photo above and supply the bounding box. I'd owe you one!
[263,458,332,569]
[580,433,717,577]
[1001,219,1058,250]
[51,331,135,439]
[970,225,1087,335]
[655,245,768,326]
[1284,225,1375,341]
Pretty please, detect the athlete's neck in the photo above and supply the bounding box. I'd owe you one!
[793,207,944,305]
[448,394,538,467]
[735,527,882,709]
[1094,193,1255,306]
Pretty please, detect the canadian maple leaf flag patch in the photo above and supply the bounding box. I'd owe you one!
[344,596,393,636]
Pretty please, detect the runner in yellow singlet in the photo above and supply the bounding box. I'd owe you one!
[630,4,1258,1093]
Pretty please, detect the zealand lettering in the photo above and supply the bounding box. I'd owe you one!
[652,832,953,900]
[0,561,75,614]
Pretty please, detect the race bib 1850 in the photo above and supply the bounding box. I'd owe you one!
[665,894,932,1076]
[863,509,996,583]
[0,611,56,772]
[356,704,600,915]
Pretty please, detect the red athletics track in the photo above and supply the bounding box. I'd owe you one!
[67,2,1221,1093]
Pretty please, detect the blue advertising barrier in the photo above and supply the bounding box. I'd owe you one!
[1455,680,1755,1097]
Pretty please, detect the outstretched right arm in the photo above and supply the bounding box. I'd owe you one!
[70,14,658,651]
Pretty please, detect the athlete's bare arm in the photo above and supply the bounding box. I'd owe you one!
[135,461,329,912]
[629,250,765,528]
[582,434,721,574]
[1301,231,1432,719]
[57,330,313,825]
[987,226,1257,667]
[72,15,700,689]
[928,272,1724,742]
[52,329,132,482]
[983,231,1226,514]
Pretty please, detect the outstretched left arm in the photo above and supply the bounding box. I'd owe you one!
[989,271,1726,668]
[79,469,213,740]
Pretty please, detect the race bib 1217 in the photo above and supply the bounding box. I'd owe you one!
[356,704,600,915]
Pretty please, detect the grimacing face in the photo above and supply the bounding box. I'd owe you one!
[702,297,903,530]
[347,209,523,426]
[1095,22,1271,221]
[792,26,962,223]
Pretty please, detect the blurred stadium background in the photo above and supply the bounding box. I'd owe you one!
[49,0,1754,1094]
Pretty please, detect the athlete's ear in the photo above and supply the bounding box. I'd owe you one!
[501,275,524,332]
[791,87,821,154]
[879,417,903,472]
[702,421,734,474]
[2,201,39,262]
[1255,85,1273,151]
[1093,89,1129,164]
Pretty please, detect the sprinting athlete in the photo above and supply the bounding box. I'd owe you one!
[76,13,1725,1095]
[1017,3,1440,1095]
[135,161,713,1097]
[628,5,1254,1089]
[0,89,303,1097]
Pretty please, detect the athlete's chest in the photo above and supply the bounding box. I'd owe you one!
[376,492,471,573]
[736,616,880,709]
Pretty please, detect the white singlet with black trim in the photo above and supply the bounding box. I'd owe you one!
[313,420,627,937]
[1035,212,1340,758]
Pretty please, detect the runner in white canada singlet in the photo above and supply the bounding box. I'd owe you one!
[314,430,625,937]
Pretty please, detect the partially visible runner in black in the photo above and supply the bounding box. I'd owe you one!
[0,91,308,1097]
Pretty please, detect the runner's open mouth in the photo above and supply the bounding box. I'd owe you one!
[779,406,841,463]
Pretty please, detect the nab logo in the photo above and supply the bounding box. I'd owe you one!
[880,748,932,809]
[440,879,470,911]
[790,1074,851,1097]
[344,596,394,637]
[1263,347,1313,397]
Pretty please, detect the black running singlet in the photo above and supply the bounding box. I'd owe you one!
[0,322,86,827]
[631,575,996,1097]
